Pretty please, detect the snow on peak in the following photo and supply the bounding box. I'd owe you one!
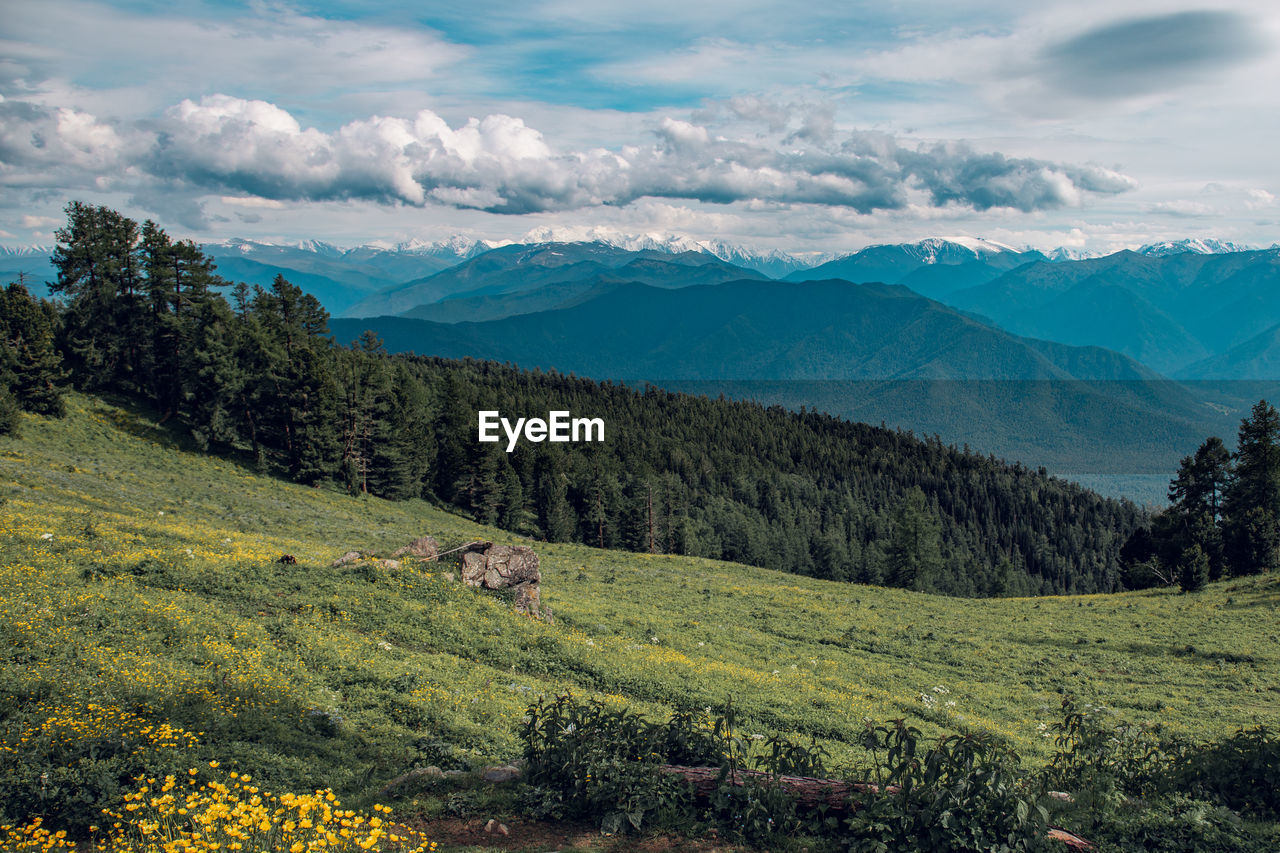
[1137,238,1253,257]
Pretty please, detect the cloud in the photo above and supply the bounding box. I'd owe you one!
[2,0,468,111]
[1246,188,1276,209]
[1145,200,1216,217]
[134,95,1135,216]
[0,92,1137,220]
[19,214,60,228]
[1039,11,1271,98]
[0,100,140,189]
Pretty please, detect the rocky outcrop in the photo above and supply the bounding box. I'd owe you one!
[393,536,439,560]
[458,543,545,619]
[512,582,540,616]
[460,544,539,589]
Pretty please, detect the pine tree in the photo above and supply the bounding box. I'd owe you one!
[187,297,243,450]
[0,282,65,417]
[884,487,942,591]
[1178,544,1209,593]
[1223,400,1280,575]
[50,202,144,391]
[535,450,576,542]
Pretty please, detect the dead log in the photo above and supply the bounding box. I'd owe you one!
[657,765,1093,849]
[660,764,887,811]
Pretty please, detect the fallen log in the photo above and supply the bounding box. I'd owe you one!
[657,765,1093,849]
[659,764,886,811]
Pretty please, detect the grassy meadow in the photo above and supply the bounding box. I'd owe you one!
[2,394,1278,845]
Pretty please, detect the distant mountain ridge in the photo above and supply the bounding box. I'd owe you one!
[343,241,770,319]
[331,278,1249,479]
[944,248,1280,376]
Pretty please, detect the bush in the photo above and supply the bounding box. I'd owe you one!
[1167,726,1279,820]
[519,693,693,833]
[846,719,1048,852]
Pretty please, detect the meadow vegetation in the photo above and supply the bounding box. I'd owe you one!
[1,395,1278,850]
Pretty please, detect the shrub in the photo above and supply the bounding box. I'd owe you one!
[845,720,1048,853]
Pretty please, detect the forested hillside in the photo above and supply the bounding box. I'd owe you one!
[1,202,1150,596]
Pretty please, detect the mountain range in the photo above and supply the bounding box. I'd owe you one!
[331,278,1257,482]
[345,242,770,320]
[943,248,1280,376]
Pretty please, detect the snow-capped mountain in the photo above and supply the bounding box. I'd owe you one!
[360,235,507,260]
[1137,238,1254,257]
[1044,247,1101,262]
[511,226,820,277]
[0,245,55,257]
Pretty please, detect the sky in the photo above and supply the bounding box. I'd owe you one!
[2,0,1278,255]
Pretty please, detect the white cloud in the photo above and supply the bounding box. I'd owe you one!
[1145,200,1216,217]
[19,214,60,228]
[2,0,468,118]
[0,93,1137,221]
[1246,188,1276,209]
[220,196,286,210]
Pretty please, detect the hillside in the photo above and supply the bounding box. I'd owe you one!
[337,279,1159,381]
[784,238,1045,289]
[3,396,1277,836]
[332,280,1245,483]
[342,242,767,319]
[946,249,1280,375]
[1179,323,1280,379]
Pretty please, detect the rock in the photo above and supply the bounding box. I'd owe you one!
[481,545,540,589]
[498,824,509,837]
[441,571,456,582]
[484,819,496,834]
[513,582,540,616]
[378,766,445,796]
[540,604,554,624]
[481,765,522,783]
[379,559,401,570]
[331,550,362,568]
[393,536,440,560]
[461,551,488,587]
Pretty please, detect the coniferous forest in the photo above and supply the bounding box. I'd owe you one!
[7,199,1248,598]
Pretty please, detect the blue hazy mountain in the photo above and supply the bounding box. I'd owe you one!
[784,237,1047,298]
[0,247,56,296]
[1178,323,1280,379]
[202,238,490,314]
[944,248,1280,376]
[331,278,1258,486]
[342,241,768,319]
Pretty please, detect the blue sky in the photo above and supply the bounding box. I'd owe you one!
[2,0,1278,254]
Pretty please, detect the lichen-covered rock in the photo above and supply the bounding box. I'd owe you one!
[331,550,362,567]
[461,551,488,587]
[512,582,540,616]
[392,536,439,560]
[481,765,522,784]
[481,545,540,589]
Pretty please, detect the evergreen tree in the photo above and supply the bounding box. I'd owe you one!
[884,487,942,591]
[0,282,65,417]
[1223,400,1280,575]
[50,202,144,391]
[1178,544,1209,593]
[187,297,243,450]
[535,450,576,542]
[0,381,18,436]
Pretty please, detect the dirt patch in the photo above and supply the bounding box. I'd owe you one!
[402,816,742,852]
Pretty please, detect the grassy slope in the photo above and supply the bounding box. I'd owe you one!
[2,394,1278,803]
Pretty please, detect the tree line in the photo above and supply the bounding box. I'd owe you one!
[1121,400,1280,591]
[1,202,1162,596]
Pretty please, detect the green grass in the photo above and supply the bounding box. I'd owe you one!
[2,393,1278,822]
